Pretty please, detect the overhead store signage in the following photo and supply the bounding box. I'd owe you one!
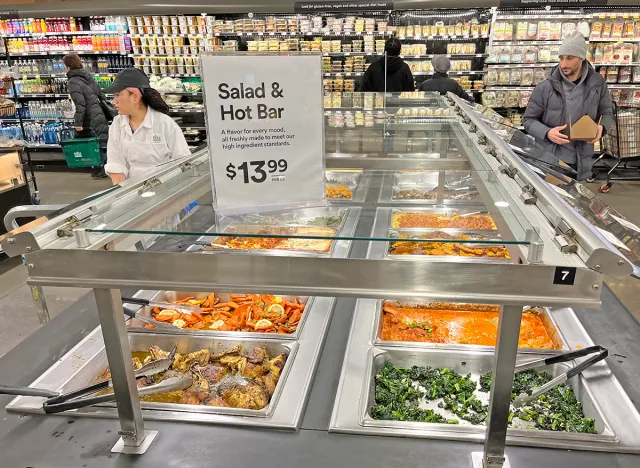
[294,1,394,12]
[499,0,606,6]
[0,10,18,20]
[201,53,326,215]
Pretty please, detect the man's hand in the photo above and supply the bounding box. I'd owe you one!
[547,125,570,145]
[589,125,604,145]
[74,126,83,131]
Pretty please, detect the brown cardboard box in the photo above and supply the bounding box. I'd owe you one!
[569,115,599,141]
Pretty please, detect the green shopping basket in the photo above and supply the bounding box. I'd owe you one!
[61,129,102,168]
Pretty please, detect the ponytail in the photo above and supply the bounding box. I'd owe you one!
[140,88,170,115]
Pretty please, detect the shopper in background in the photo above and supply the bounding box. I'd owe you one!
[361,38,414,92]
[237,40,249,52]
[103,68,190,184]
[420,56,474,102]
[523,31,613,181]
[64,53,110,179]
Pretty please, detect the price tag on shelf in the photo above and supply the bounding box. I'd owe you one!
[201,53,325,215]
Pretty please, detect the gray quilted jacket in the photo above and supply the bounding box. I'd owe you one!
[522,61,614,181]
[67,68,110,146]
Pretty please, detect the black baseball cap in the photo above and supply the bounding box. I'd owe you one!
[103,68,150,94]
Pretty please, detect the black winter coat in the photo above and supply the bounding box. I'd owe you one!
[67,68,110,145]
[361,56,414,93]
[419,73,474,102]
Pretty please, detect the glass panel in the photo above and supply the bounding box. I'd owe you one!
[35,93,540,254]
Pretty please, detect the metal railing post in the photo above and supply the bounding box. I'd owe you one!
[475,304,523,468]
[93,288,158,454]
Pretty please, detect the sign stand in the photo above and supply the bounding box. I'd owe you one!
[200,52,327,216]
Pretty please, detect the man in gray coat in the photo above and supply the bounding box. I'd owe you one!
[523,31,614,181]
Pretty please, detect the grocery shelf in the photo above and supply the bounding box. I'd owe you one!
[2,31,121,38]
[212,31,394,37]
[609,84,640,88]
[485,86,535,91]
[589,38,640,43]
[16,94,70,99]
[496,14,585,20]
[492,40,564,46]
[398,34,489,40]
[26,143,61,149]
[179,125,206,130]
[8,50,123,56]
[16,73,116,78]
[323,52,384,56]
[21,118,74,122]
[487,63,555,68]
[159,91,202,95]
[147,73,200,78]
[169,108,204,113]
[414,70,486,75]
[400,53,488,59]
[0,118,20,122]
[323,72,364,77]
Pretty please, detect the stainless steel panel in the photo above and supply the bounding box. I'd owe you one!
[371,300,568,353]
[360,347,616,444]
[128,290,313,340]
[384,229,512,264]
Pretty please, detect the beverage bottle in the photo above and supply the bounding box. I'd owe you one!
[40,19,46,33]
[70,17,76,32]
[72,36,78,51]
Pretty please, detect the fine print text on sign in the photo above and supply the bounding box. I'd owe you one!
[201,54,325,215]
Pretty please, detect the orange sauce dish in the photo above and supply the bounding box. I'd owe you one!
[392,212,496,230]
[381,302,556,349]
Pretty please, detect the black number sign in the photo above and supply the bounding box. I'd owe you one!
[553,267,577,286]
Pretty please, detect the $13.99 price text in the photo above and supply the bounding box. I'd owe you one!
[226,159,288,184]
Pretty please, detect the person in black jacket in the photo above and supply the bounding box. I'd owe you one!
[361,38,414,93]
[420,55,474,103]
[64,53,111,178]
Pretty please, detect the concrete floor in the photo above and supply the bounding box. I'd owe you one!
[0,172,639,357]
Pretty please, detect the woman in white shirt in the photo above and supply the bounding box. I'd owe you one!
[103,68,190,184]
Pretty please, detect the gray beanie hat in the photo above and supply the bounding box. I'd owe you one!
[432,55,451,74]
[559,31,587,60]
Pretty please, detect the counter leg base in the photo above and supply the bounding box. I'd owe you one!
[471,452,511,468]
[111,430,158,454]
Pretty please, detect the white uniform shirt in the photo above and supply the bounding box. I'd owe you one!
[105,107,191,180]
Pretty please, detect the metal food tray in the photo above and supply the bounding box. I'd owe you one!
[127,290,314,340]
[188,207,360,260]
[360,347,616,445]
[371,300,568,353]
[206,224,339,257]
[8,295,337,429]
[325,170,362,187]
[384,229,512,264]
[378,172,485,206]
[390,207,496,230]
[218,207,349,230]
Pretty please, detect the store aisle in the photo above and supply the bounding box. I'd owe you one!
[0,170,106,356]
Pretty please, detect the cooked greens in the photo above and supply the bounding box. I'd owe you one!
[479,370,596,434]
[370,362,596,434]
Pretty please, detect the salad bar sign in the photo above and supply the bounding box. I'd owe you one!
[201,53,325,215]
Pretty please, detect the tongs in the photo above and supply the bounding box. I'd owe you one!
[0,346,188,414]
[122,296,203,315]
[512,345,608,408]
[123,306,176,329]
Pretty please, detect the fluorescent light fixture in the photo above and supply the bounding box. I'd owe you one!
[140,191,156,198]
[494,201,509,207]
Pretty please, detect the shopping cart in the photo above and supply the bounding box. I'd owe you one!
[591,102,640,193]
